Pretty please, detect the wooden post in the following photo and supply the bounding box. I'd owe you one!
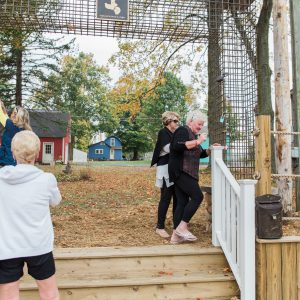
[239,179,257,300]
[290,0,300,211]
[255,115,271,196]
[211,146,224,247]
[273,0,293,213]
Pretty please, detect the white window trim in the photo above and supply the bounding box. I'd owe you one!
[110,138,115,147]
[95,149,104,154]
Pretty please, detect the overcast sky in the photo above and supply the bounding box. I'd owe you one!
[74,35,121,83]
[72,35,197,88]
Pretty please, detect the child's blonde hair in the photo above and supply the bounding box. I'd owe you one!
[12,130,40,164]
[11,106,32,130]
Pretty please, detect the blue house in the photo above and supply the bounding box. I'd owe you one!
[88,136,123,160]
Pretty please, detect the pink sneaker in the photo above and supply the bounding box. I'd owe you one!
[175,230,197,241]
[155,228,170,238]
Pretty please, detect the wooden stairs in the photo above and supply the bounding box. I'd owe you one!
[20,245,239,300]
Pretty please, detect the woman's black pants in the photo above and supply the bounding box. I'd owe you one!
[156,179,177,229]
[173,172,204,229]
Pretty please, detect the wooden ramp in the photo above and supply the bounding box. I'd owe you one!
[20,245,239,300]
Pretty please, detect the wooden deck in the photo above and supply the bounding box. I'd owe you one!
[20,245,239,300]
[256,236,300,300]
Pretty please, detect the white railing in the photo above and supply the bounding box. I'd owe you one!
[211,146,257,300]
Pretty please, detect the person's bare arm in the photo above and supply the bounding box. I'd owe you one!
[0,101,8,127]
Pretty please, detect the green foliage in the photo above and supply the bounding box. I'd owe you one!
[108,38,207,157]
[0,29,73,107]
[55,168,92,182]
[109,39,207,97]
[32,52,116,151]
[225,101,243,141]
[110,71,191,158]
[142,72,190,143]
[115,115,152,160]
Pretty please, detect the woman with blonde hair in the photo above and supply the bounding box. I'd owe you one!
[0,101,32,166]
[151,111,180,238]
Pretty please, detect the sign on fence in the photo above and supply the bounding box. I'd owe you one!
[96,0,129,21]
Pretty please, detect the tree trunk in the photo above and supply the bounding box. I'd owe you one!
[207,3,224,146]
[15,46,22,106]
[273,0,292,213]
[69,134,75,161]
[132,149,139,161]
[256,0,273,116]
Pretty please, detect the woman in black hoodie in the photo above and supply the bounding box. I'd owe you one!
[151,111,180,238]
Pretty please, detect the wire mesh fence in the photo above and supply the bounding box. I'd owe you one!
[206,0,257,179]
[0,0,259,179]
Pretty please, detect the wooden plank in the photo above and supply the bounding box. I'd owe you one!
[256,236,300,244]
[53,245,223,259]
[51,254,229,279]
[255,115,271,196]
[282,243,297,300]
[297,243,300,300]
[20,280,239,300]
[21,271,237,290]
[266,243,282,300]
[290,0,300,211]
[256,242,266,300]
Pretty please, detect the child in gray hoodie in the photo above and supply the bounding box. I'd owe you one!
[0,130,61,300]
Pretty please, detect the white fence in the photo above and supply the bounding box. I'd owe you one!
[211,146,257,300]
[73,148,87,163]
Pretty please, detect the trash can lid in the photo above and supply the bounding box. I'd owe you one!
[255,194,281,204]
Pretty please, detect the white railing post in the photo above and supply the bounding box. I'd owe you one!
[211,146,224,246]
[238,179,257,300]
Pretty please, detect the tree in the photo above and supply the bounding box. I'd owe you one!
[32,52,115,152]
[109,39,207,99]
[256,0,273,117]
[115,114,152,160]
[107,74,153,160]
[109,71,193,159]
[142,71,191,143]
[0,29,73,107]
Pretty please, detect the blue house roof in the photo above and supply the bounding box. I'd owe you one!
[89,136,122,148]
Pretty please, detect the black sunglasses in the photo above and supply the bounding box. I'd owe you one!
[172,120,179,123]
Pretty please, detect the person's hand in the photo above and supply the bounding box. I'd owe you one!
[197,133,207,144]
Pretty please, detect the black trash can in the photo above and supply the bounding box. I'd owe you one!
[255,194,283,239]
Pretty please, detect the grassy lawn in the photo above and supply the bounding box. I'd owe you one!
[86,160,151,167]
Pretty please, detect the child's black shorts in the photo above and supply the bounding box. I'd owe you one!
[0,252,55,284]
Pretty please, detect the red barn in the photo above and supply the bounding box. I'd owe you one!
[30,111,71,164]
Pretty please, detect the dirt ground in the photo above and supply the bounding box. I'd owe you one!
[50,166,212,248]
[48,165,300,248]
